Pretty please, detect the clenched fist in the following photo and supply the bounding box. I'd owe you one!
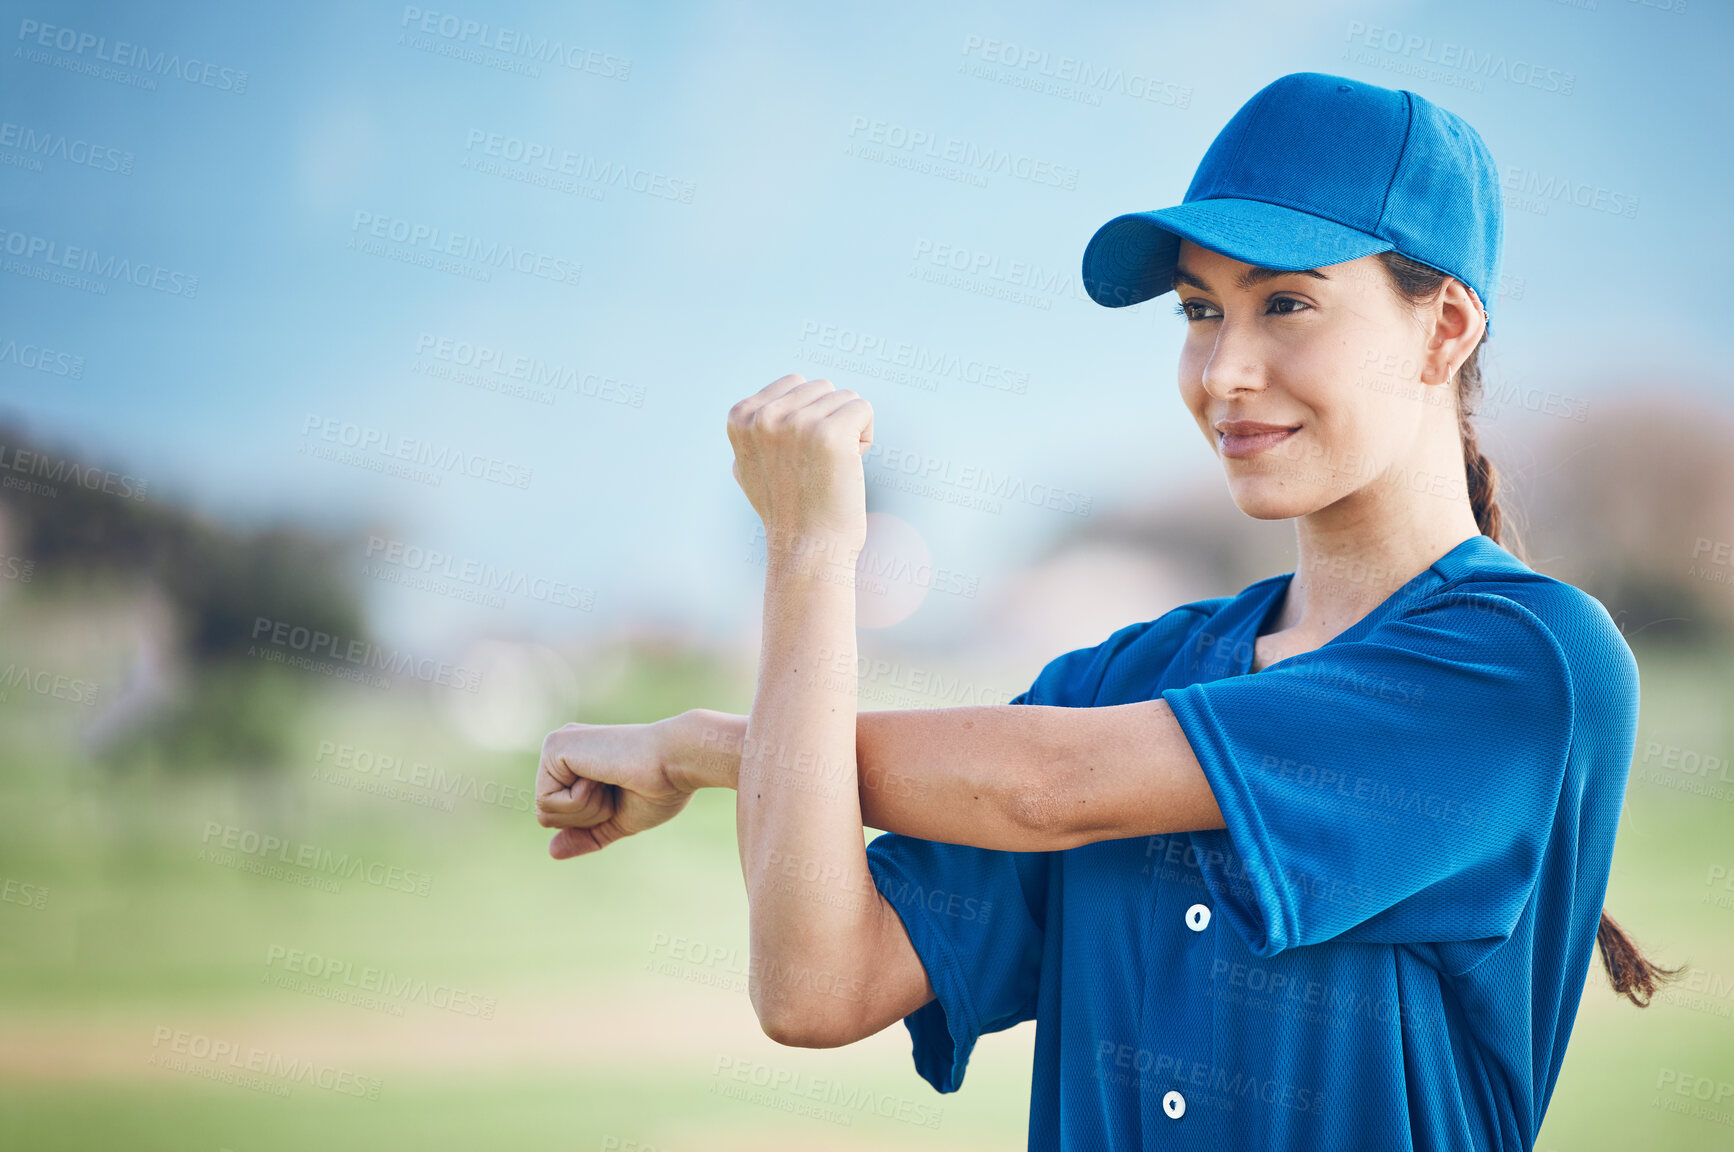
[535,720,694,859]
[727,374,874,550]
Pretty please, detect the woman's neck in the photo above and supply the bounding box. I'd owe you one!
[1268,498,1484,641]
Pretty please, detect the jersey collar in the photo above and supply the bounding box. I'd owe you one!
[1223,533,1527,678]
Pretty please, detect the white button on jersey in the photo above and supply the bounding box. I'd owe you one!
[1185,903,1211,932]
[1163,1089,1186,1119]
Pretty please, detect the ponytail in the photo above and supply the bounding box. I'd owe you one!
[1377,251,1684,1007]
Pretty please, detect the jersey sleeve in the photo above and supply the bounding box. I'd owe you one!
[866,606,1215,1092]
[1160,590,1576,976]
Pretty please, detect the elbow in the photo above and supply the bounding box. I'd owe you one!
[1006,784,1057,845]
[1005,767,1079,852]
[753,1000,860,1049]
[749,964,865,1048]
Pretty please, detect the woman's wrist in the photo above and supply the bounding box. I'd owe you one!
[661,708,745,792]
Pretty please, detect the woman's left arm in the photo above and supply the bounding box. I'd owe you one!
[668,698,1226,851]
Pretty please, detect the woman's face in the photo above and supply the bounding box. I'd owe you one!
[1173,238,1459,522]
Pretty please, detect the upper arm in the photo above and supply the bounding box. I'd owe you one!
[1004,602,1230,848]
[846,893,937,1042]
[763,888,934,1049]
[1013,698,1226,848]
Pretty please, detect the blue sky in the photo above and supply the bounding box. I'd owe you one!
[4,0,1730,655]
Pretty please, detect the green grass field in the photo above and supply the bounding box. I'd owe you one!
[2,590,1731,1150]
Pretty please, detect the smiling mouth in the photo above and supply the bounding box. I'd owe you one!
[1218,425,1300,459]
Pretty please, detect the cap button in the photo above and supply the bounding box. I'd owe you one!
[1337,85,1351,92]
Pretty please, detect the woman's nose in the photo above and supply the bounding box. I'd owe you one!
[1200,321,1266,399]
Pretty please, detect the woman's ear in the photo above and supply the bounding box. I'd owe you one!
[1425,279,1486,382]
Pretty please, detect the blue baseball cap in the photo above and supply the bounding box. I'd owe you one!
[1081,72,1503,330]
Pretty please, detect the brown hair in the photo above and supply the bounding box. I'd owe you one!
[1377,250,1683,1007]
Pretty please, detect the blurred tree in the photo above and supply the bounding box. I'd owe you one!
[0,420,368,771]
[1510,390,1734,646]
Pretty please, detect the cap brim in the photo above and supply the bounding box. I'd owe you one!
[1081,199,1394,308]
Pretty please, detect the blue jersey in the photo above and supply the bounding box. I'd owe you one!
[864,533,1639,1150]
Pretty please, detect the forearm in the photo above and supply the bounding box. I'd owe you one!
[685,704,1054,847]
[734,534,886,1041]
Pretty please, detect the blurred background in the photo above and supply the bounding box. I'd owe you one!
[3,1,1732,1149]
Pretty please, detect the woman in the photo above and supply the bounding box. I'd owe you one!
[536,73,1678,1149]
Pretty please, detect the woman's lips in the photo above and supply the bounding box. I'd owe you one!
[1218,425,1300,459]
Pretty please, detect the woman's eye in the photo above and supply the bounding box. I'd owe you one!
[1174,299,1221,321]
[1268,296,1310,315]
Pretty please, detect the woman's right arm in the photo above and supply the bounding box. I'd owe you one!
[539,375,939,1047]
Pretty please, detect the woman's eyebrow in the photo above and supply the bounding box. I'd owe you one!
[1171,266,1211,292]
[1239,265,1328,288]
[1171,265,1329,293]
